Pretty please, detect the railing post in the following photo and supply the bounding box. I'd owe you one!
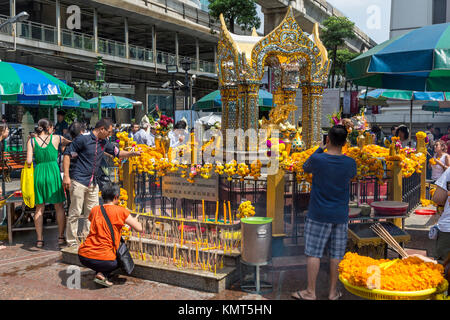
[123,141,135,211]
[416,132,427,200]
[388,160,403,229]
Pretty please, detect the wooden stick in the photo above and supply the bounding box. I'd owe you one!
[371,224,408,258]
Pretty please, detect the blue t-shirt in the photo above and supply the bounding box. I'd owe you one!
[303,147,357,224]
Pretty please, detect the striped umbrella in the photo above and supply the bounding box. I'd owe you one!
[87,95,138,109]
[346,23,450,91]
[0,61,73,101]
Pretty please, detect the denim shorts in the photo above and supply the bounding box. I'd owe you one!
[304,218,348,260]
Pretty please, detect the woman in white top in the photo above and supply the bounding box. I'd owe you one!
[396,125,416,148]
[429,140,450,182]
[169,121,188,148]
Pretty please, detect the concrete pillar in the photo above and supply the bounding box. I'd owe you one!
[195,38,199,72]
[135,83,147,123]
[261,7,288,36]
[124,17,129,59]
[175,32,179,67]
[56,0,61,46]
[152,25,156,69]
[93,8,98,53]
[10,0,15,37]
[213,45,217,68]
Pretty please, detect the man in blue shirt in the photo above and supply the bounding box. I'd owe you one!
[292,125,356,300]
[62,118,141,247]
[55,110,69,136]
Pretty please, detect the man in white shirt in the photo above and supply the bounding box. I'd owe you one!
[432,167,450,262]
[134,123,154,146]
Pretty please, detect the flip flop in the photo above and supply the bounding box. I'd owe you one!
[329,290,343,300]
[94,277,113,288]
[291,290,316,300]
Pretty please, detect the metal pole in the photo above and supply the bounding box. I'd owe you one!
[409,99,413,145]
[184,70,189,111]
[98,83,102,120]
[172,74,176,119]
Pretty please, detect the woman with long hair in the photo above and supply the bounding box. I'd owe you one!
[395,125,416,148]
[429,140,450,182]
[26,119,71,248]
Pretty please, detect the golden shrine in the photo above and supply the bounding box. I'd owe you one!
[217,6,330,149]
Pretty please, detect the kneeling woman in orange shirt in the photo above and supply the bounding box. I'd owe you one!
[78,183,142,287]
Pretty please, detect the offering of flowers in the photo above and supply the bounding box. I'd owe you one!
[236,201,256,219]
[339,252,446,292]
[155,114,174,136]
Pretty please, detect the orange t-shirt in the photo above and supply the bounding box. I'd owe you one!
[78,204,130,261]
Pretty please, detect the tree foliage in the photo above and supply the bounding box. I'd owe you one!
[208,0,261,34]
[321,16,356,88]
[334,49,360,77]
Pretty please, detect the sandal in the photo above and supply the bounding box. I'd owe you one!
[94,274,113,288]
[58,237,67,246]
[291,290,316,300]
[329,290,343,300]
[36,240,44,248]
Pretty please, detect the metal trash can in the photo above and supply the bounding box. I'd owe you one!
[241,217,272,265]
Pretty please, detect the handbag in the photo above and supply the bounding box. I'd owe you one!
[99,205,135,275]
[21,163,35,208]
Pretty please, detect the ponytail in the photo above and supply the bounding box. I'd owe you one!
[35,118,53,135]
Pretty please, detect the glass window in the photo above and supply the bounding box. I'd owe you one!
[433,0,447,24]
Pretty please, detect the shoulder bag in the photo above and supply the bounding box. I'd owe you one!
[99,205,135,274]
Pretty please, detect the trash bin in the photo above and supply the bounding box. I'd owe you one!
[241,217,272,265]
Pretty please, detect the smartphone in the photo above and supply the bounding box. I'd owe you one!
[322,134,328,146]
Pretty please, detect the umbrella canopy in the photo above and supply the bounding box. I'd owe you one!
[0,61,73,102]
[87,95,138,109]
[193,89,273,110]
[359,89,449,101]
[422,101,450,112]
[346,23,450,91]
[7,92,91,109]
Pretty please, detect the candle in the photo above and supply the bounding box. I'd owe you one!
[181,208,184,219]
[223,201,227,224]
[202,199,205,222]
[180,221,184,246]
[215,201,219,223]
[173,244,177,263]
[196,242,199,264]
[175,208,178,219]
[228,201,232,225]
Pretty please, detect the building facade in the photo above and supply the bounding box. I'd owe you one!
[390,0,450,38]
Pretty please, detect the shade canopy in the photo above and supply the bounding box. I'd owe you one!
[8,92,91,109]
[193,89,273,110]
[346,23,450,91]
[359,89,450,101]
[0,61,73,102]
[87,95,138,109]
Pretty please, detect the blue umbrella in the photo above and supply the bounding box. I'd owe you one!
[346,23,450,91]
[359,89,449,101]
[87,95,138,109]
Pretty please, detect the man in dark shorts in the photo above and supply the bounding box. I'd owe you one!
[292,125,356,300]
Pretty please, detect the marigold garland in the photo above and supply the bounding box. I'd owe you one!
[339,252,445,292]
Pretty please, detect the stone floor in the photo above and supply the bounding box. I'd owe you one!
[0,179,440,300]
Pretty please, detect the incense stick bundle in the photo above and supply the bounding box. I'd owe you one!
[370,223,409,258]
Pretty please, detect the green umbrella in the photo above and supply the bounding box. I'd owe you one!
[0,61,73,102]
[87,95,137,109]
[422,101,450,112]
